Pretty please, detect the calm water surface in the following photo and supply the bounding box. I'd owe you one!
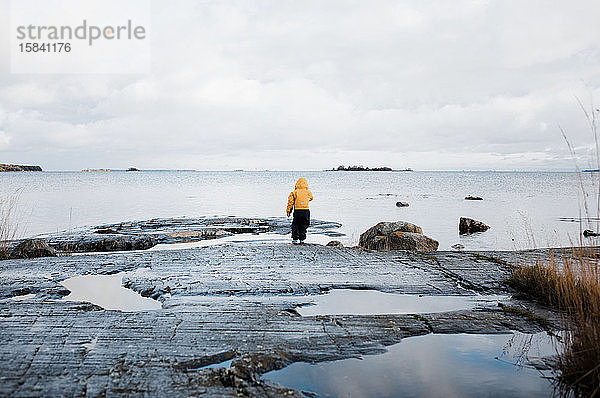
[0,170,593,250]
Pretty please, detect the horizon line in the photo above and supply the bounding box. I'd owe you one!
[18,168,585,173]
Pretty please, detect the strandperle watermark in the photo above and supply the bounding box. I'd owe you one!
[10,0,151,73]
[16,19,146,46]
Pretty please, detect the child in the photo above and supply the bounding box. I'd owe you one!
[286,178,313,244]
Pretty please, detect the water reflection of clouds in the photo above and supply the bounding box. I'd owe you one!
[264,333,555,397]
[296,290,508,317]
[60,272,162,312]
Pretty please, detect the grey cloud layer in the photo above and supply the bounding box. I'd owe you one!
[1,0,599,170]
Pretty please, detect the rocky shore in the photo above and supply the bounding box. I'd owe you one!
[13,217,343,255]
[0,221,563,397]
[0,164,42,172]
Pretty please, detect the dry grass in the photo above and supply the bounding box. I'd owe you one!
[507,248,600,396]
[0,190,22,260]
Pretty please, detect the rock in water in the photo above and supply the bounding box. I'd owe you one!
[395,202,409,207]
[465,195,483,200]
[359,221,438,251]
[10,239,57,259]
[459,217,490,234]
[451,243,465,250]
[583,229,600,237]
[326,240,343,247]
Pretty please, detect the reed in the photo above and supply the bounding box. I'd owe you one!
[507,101,600,396]
[0,190,22,260]
[507,249,600,396]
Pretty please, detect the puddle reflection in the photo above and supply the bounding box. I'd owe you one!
[297,290,509,316]
[264,332,557,397]
[60,272,162,312]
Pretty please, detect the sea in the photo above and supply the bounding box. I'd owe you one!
[0,170,596,251]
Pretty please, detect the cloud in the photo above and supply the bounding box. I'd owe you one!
[0,0,599,170]
[0,130,9,147]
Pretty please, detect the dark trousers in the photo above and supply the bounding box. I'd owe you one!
[291,209,310,241]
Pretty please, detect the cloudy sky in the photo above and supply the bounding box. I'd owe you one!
[1,0,599,171]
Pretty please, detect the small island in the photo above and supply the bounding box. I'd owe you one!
[330,165,412,172]
[0,164,42,172]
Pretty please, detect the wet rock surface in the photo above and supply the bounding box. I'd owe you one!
[33,217,343,253]
[0,241,562,397]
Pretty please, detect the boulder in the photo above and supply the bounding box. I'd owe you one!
[359,221,438,252]
[395,201,409,207]
[326,240,343,247]
[362,231,438,252]
[10,239,57,259]
[583,229,600,237]
[459,217,490,235]
[465,195,483,200]
[360,221,423,240]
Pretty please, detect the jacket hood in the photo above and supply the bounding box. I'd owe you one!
[295,178,308,189]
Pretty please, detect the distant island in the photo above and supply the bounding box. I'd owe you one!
[81,168,140,172]
[0,164,42,172]
[330,165,412,172]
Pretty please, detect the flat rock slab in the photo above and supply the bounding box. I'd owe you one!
[0,242,561,397]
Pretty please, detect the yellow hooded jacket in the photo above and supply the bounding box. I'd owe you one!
[286,178,313,215]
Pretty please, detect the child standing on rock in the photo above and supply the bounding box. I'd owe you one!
[286,178,313,244]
